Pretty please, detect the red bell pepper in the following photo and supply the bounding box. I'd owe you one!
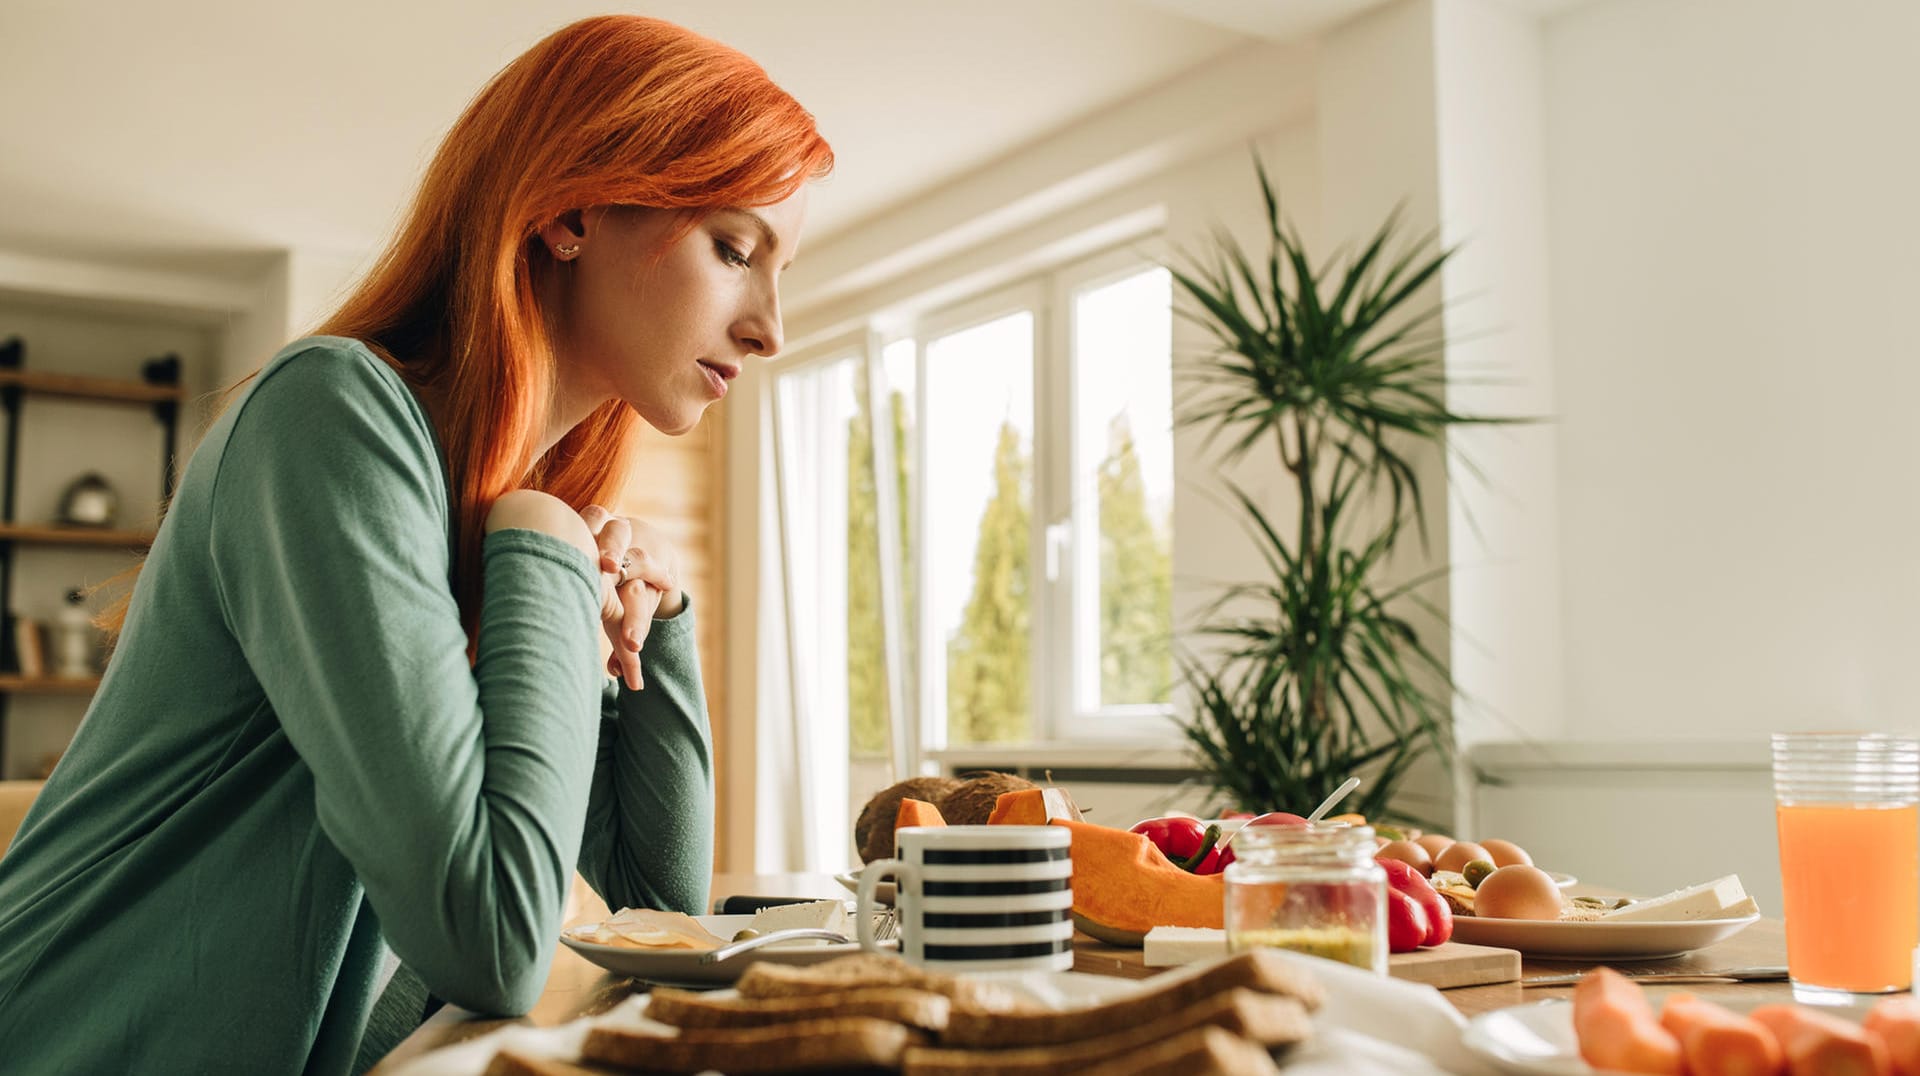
[1384,887,1430,953]
[1127,816,1224,874]
[1377,856,1452,948]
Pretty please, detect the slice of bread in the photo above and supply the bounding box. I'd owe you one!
[645,985,951,1032]
[482,1051,629,1076]
[903,988,1309,1074]
[1077,1025,1284,1076]
[941,949,1321,1048]
[581,1016,920,1073]
[733,953,1031,1012]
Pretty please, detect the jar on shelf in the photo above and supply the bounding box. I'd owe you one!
[1223,821,1386,973]
[51,589,98,679]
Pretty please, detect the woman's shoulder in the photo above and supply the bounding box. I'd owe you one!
[254,335,411,402]
[235,336,433,444]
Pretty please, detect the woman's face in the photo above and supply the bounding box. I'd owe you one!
[544,186,807,436]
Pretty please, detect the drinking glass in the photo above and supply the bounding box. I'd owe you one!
[1772,732,1920,1003]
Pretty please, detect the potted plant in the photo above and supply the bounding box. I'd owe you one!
[1171,159,1516,827]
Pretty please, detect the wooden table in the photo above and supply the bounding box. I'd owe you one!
[373,872,1796,1070]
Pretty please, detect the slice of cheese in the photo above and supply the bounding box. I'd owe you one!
[569,908,727,949]
[746,899,851,946]
[1143,926,1229,967]
[1599,875,1753,922]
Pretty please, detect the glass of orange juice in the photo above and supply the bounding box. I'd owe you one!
[1773,732,1920,1003]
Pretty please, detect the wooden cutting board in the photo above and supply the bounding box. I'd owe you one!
[1138,928,1521,989]
[1388,940,1522,989]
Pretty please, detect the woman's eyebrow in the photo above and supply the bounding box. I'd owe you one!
[719,208,792,269]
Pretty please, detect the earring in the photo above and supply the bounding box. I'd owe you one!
[555,243,581,257]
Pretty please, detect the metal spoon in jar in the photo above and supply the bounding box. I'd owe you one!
[1223,777,1364,852]
[1305,777,1363,823]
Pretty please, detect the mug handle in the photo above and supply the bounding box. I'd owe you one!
[857,858,914,953]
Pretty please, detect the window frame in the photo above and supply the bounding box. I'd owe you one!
[1049,244,1180,741]
[766,238,1179,793]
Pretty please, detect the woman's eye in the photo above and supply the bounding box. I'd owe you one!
[714,239,751,268]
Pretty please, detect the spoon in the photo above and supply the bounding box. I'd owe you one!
[698,928,852,964]
[1306,777,1362,823]
[1222,777,1365,852]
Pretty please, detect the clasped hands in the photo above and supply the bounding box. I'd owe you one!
[580,504,683,691]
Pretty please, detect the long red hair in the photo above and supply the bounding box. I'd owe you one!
[104,16,831,642]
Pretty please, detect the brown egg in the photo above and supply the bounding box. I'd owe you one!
[1480,838,1533,868]
[1434,840,1491,875]
[1472,865,1567,921]
[1415,833,1455,860]
[1377,839,1435,876]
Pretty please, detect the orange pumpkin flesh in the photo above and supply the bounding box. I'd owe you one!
[988,792,1223,947]
[984,787,1083,825]
[894,798,947,831]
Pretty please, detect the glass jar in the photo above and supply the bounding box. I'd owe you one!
[1223,822,1386,973]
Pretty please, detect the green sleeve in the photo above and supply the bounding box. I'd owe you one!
[206,346,604,1016]
[578,601,714,915]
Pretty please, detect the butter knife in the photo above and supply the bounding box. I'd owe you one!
[1522,966,1789,987]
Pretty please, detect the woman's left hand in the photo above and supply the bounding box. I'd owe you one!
[579,505,685,690]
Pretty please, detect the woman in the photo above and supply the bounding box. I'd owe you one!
[0,15,830,1073]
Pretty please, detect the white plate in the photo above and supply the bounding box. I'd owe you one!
[560,914,894,987]
[1448,915,1760,960]
[1461,1000,1601,1075]
[1547,871,1578,889]
[1464,996,1877,1075]
[834,868,895,906]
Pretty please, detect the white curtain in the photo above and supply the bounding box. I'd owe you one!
[760,362,854,871]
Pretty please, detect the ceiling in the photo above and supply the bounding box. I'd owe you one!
[0,1,1593,276]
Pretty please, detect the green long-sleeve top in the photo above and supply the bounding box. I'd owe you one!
[0,337,713,1074]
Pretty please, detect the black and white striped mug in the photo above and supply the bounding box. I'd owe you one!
[856,824,1074,973]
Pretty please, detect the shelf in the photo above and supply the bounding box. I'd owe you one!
[0,523,155,549]
[0,368,184,405]
[0,675,100,695]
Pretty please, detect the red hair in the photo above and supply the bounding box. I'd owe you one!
[320,16,831,637]
[99,17,831,643]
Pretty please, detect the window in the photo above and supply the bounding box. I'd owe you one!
[769,245,1174,853]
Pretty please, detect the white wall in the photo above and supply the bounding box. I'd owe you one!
[1543,0,1920,742]
[1434,0,1565,752]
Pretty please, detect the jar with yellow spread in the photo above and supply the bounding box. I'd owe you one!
[1223,821,1386,974]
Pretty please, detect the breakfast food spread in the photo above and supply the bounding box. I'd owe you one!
[483,950,1319,1076]
[1435,868,1758,925]
[1570,967,1920,1075]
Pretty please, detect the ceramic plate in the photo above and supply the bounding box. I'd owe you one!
[1461,1000,1606,1075]
[1447,915,1760,960]
[834,868,896,906]
[1464,997,1875,1075]
[560,913,893,988]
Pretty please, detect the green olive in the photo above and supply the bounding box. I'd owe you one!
[730,928,761,942]
[1462,859,1497,889]
[1374,824,1407,841]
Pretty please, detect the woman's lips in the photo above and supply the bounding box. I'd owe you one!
[697,360,734,398]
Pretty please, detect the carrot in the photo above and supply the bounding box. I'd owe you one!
[1658,991,1784,1076]
[1751,1003,1891,1076]
[1864,996,1920,1076]
[1572,968,1685,1075]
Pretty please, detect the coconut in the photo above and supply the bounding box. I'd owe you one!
[934,771,1040,827]
[854,776,964,864]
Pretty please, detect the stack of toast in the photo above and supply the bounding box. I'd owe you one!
[483,950,1320,1075]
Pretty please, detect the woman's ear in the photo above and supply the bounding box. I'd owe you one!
[538,210,588,259]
